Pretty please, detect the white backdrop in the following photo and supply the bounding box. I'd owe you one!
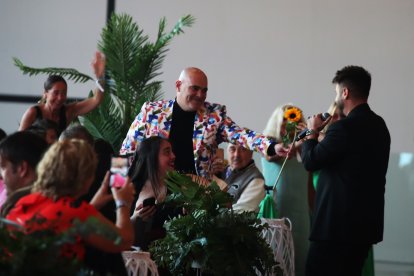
[1,0,413,264]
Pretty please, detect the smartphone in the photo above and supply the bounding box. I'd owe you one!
[142,197,156,207]
[110,155,129,188]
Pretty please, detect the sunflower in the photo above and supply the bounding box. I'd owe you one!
[284,107,302,123]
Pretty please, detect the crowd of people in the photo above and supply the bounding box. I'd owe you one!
[0,61,390,276]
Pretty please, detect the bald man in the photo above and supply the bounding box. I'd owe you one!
[121,67,288,178]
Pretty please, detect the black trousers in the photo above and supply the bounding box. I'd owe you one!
[306,241,370,276]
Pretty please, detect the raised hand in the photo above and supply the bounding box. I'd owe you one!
[91,51,106,79]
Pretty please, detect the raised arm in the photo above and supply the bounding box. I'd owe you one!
[67,51,105,120]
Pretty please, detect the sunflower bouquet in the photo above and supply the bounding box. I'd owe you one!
[282,106,303,146]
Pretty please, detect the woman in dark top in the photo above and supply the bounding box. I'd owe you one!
[19,51,105,135]
[128,136,182,250]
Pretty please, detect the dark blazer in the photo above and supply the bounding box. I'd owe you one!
[301,103,390,244]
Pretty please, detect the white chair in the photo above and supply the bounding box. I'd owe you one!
[260,218,295,276]
[122,250,159,276]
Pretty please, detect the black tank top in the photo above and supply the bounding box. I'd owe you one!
[34,105,67,135]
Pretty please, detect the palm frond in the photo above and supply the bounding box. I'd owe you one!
[13,57,93,83]
[158,15,196,44]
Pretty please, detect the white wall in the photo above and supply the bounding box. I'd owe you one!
[1,0,413,263]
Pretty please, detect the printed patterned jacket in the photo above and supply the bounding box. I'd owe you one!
[120,99,275,178]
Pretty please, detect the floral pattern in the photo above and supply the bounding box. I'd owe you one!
[120,99,275,178]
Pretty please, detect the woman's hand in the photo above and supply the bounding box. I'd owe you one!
[91,51,106,79]
[131,202,156,222]
[111,177,135,210]
[90,171,113,210]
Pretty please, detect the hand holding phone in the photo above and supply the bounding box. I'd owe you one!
[110,156,128,188]
[142,197,156,207]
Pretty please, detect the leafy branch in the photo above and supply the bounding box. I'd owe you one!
[13,57,93,83]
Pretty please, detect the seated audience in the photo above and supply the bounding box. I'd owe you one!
[0,131,48,216]
[218,144,265,213]
[59,124,94,145]
[26,119,59,145]
[59,126,127,274]
[6,139,135,263]
[85,138,115,216]
[128,136,181,250]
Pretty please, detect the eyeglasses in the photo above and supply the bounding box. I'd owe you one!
[189,85,208,94]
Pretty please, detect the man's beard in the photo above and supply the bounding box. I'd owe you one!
[336,98,345,116]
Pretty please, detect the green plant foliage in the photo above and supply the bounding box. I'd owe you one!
[13,57,93,83]
[14,13,195,152]
[0,216,119,275]
[150,172,276,276]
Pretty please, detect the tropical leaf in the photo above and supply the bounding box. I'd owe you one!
[13,57,93,83]
[151,172,276,275]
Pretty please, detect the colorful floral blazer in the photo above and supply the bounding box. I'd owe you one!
[120,99,275,178]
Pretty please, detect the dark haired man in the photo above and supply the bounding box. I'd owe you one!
[0,131,48,216]
[301,66,390,276]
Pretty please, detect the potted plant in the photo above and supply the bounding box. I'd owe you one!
[150,172,277,276]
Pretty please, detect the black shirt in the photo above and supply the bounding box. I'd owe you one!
[169,101,197,174]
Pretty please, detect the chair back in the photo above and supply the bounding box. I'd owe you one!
[260,218,295,276]
[122,251,159,276]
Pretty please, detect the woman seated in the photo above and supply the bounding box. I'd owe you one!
[128,136,182,250]
[6,139,135,261]
[18,52,105,135]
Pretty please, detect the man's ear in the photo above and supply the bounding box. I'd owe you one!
[16,161,30,178]
[175,80,182,92]
[342,87,350,99]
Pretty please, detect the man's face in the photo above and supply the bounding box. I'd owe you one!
[0,156,21,193]
[176,71,208,112]
[227,144,253,170]
[335,84,345,115]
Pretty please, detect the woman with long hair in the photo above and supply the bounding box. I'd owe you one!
[128,136,179,250]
